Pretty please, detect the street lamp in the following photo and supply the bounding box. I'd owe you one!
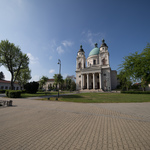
[57,59,61,98]
[58,59,61,74]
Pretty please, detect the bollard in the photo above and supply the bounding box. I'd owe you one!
[9,100,13,106]
[56,98,58,101]
[48,97,50,100]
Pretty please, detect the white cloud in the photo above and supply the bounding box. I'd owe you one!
[56,46,64,54]
[31,75,40,82]
[27,53,39,64]
[81,30,105,47]
[49,69,55,74]
[62,40,73,47]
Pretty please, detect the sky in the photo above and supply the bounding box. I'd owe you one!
[0,0,150,81]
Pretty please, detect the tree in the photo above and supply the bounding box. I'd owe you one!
[119,43,150,91]
[15,68,31,89]
[0,71,5,80]
[0,40,29,90]
[39,76,49,90]
[24,81,39,94]
[64,75,76,91]
[53,74,63,97]
[117,71,132,91]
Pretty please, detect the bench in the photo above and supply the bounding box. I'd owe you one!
[0,100,13,106]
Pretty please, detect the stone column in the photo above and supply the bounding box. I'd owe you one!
[87,74,89,89]
[83,75,84,89]
[99,73,102,89]
[81,74,83,90]
[93,73,95,89]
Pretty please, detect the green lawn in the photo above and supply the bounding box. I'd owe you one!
[49,93,150,103]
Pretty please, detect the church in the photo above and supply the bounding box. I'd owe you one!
[76,39,117,91]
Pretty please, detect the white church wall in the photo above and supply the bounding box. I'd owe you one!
[111,70,117,90]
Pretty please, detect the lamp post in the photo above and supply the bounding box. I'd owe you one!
[57,59,61,98]
[58,59,61,75]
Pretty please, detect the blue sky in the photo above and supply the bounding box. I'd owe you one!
[0,0,150,81]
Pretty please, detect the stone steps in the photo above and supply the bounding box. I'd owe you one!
[79,89,104,93]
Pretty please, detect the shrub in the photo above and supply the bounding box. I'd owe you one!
[21,90,26,93]
[121,91,150,94]
[24,81,39,94]
[0,89,5,93]
[5,90,22,98]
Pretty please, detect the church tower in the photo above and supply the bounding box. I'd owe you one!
[76,45,86,90]
[76,45,86,70]
[99,39,110,67]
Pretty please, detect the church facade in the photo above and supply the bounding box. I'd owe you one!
[76,39,117,91]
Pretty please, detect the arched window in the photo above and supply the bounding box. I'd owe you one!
[93,60,96,65]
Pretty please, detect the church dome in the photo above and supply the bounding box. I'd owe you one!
[89,43,99,57]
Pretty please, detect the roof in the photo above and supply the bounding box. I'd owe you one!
[47,79,55,82]
[0,80,18,84]
[88,40,108,57]
[89,43,99,57]
[78,45,84,53]
[100,39,108,48]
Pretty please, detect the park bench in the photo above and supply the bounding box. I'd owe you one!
[0,100,13,106]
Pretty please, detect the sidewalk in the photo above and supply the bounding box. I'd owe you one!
[0,97,150,150]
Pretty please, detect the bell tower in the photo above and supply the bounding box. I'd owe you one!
[99,39,110,67]
[76,45,86,71]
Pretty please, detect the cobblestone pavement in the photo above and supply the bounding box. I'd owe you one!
[0,98,150,150]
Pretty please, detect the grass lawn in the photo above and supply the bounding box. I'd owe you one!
[43,93,150,103]
[21,91,70,98]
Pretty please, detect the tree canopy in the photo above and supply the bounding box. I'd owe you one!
[0,40,29,89]
[15,68,31,89]
[0,71,5,80]
[39,76,49,89]
[119,43,150,91]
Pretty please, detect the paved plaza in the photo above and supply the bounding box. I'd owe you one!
[0,97,150,150]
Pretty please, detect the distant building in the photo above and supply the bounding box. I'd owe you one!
[43,79,57,90]
[0,80,21,90]
[76,39,117,91]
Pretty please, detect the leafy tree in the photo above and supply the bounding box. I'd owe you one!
[15,68,31,89]
[0,71,5,80]
[39,76,49,89]
[64,75,76,91]
[24,81,39,93]
[0,40,29,90]
[53,74,63,97]
[119,43,150,91]
[117,71,132,91]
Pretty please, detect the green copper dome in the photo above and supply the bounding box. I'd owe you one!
[89,43,99,57]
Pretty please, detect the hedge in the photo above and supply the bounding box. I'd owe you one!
[5,90,22,98]
[121,91,150,94]
[0,90,5,93]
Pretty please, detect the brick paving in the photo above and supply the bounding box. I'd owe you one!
[0,97,150,150]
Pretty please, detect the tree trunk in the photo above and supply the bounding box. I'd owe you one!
[11,73,14,90]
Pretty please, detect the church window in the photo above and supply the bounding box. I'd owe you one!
[93,60,96,65]
[79,75,81,78]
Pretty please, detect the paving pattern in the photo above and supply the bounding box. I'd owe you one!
[0,97,150,150]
